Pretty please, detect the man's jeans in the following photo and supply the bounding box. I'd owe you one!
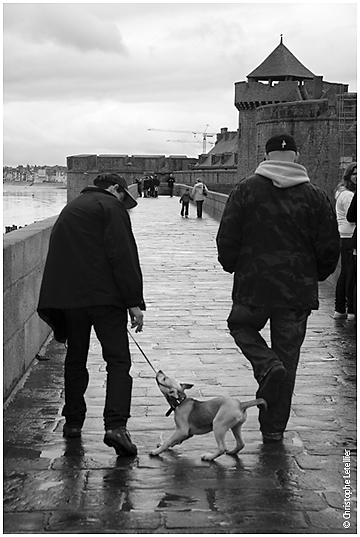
[227,303,310,436]
[62,305,132,430]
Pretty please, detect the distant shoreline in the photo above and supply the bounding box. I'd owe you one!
[3,181,67,189]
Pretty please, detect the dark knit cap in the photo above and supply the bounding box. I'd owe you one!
[266,134,297,153]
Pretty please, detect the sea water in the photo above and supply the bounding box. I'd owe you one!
[3,183,68,233]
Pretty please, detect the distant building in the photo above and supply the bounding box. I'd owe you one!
[65,38,356,197]
[234,36,357,196]
[3,165,67,183]
[195,128,238,170]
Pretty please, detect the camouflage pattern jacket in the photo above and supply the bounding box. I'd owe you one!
[216,161,340,310]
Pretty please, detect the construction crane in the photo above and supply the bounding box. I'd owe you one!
[166,139,215,147]
[148,124,216,153]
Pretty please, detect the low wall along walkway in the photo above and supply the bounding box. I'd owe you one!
[3,216,57,400]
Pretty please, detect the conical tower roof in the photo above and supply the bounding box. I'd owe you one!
[247,36,314,81]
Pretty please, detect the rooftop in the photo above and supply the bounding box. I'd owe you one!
[247,36,315,82]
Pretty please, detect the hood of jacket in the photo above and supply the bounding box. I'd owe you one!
[255,160,310,189]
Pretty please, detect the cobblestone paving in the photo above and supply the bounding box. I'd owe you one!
[3,196,357,534]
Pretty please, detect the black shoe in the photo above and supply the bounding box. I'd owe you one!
[63,424,82,438]
[256,364,286,407]
[104,427,137,456]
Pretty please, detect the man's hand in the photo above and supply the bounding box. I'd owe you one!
[129,306,144,333]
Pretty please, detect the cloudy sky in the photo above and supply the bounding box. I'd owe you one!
[3,2,357,167]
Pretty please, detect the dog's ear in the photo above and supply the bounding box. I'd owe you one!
[181,383,194,391]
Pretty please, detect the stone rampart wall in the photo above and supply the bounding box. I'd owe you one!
[256,100,340,201]
[3,216,57,401]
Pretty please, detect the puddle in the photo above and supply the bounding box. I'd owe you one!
[40,449,64,459]
[38,481,63,491]
[292,436,303,448]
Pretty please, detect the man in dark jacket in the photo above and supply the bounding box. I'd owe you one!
[216,134,340,444]
[167,175,175,197]
[38,173,145,456]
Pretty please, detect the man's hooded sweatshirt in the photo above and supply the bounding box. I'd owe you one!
[216,161,340,310]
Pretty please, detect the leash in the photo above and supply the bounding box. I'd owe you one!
[127,330,183,416]
[127,329,157,374]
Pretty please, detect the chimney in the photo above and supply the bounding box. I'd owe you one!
[217,127,229,143]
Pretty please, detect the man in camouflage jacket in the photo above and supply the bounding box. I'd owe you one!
[216,134,340,443]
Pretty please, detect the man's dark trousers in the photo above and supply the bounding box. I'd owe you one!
[62,305,132,430]
[227,303,310,436]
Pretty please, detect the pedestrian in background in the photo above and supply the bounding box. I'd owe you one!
[333,163,356,320]
[143,176,150,197]
[148,176,155,197]
[216,133,339,444]
[167,175,175,197]
[191,179,208,218]
[179,188,192,217]
[135,177,143,197]
[346,187,357,322]
[38,172,145,457]
[153,174,160,198]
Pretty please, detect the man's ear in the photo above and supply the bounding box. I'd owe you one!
[181,383,194,391]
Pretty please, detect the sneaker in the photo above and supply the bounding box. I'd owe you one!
[104,427,137,456]
[347,313,356,321]
[333,311,347,319]
[256,364,287,407]
[63,424,82,438]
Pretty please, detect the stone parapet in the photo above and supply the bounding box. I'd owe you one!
[235,80,301,109]
[3,216,57,401]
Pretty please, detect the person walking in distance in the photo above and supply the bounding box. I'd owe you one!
[38,173,145,457]
[346,186,357,323]
[333,163,356,320]
[135,177,143,197]
[179,188,192,217]
[191,179,208,218]
[167,175,175,197]
[216,134,340,443]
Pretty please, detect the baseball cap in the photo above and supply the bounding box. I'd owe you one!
[94,173,138,209]
[265,134,297,153]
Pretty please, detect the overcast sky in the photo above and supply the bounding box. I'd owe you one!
[3,2,357,167]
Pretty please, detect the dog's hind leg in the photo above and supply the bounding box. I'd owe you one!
[201,422,228,461]
[227,422,245,455]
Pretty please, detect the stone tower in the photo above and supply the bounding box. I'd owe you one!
[234,37,356,196]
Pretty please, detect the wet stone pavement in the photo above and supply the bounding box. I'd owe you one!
[3,196,357,534]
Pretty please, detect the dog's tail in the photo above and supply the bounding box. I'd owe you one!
[240,398,267,411]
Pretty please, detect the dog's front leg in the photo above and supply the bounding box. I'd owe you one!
[149,429,189,456]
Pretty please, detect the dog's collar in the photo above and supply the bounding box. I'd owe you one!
[165,397,184,416]
[163,393,186,417]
